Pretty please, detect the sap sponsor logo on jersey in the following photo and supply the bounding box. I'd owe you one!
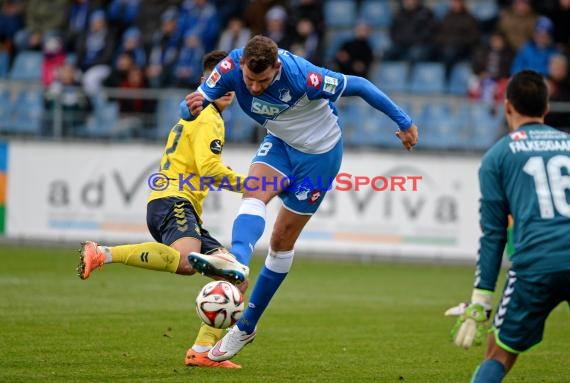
[307,72,322,88]
[323,76,339,94]
[206,69,221,88]
[251,98,288,117]
[219,57,235,74]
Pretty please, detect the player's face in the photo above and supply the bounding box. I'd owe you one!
[241,62,280,96]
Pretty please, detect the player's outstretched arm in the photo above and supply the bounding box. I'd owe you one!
[342,75,418,150]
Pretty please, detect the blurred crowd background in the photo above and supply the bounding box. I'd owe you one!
[0,0,568,151]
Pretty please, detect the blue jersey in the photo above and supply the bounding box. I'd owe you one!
[198,48,348,154]
[475,124,570,291]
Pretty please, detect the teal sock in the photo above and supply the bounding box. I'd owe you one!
[471,359,506,383]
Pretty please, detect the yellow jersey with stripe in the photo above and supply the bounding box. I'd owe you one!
[148,104,245,220]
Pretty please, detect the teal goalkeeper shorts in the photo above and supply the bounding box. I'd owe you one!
[491,269,570,353]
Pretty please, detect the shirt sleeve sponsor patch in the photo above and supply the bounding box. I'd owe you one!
[206,69,221,88]
[219,57,235,74]
[323,76,339,94]
[307,72,322,89]
[210,139,223,154]
[509,131,527,141]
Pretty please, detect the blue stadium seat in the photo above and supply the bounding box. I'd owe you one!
[83,101,119,138]
[0,87,10,130]
[324,0,357,28]
[0,51,9,78]
[9,51,43,81]
[469,0,498,22]
[341,99,404,148]
[358,0,391,28]
[4,89,44,135]
[433,1,449,20]
[446,62,473,95]
[369,29,392,58]
[409,62,446,94]
[467,103,505,150]
[417,102,467,149]
[373,61,409,93]
[155,95,182,138]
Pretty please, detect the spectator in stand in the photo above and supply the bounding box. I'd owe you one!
[173,31,205,89]
[134,0,180,48]
[292,0,324,38]
[211,0,243,29]
[334,20,373,77]
[114,26,146,69]
[42,35,66,88]
[545,53,570,130]
[44,63,91,136]
[242,0,287,37]
[0,0,24,56]
[435,0,480,79]
[179,0,220,52]
[76,9,117,95]
[511,16,560,76]
[496,0,538,51]
[14,0,69,52]
[217,16,250,53]
[290,18,320,65]
[65,0,99,53]
[470,30,515,105]
[113,65,154,133]
[546,0,570,53]
[262,5,292,50]
[104,51,136,87]
[146,6,181,88]
[107,0,140,37]
[383,0,437,64]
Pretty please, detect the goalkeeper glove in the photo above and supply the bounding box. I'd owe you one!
[445,289,492,349]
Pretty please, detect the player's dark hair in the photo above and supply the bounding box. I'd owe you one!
[202,50,228,73]
[506,70,549,117]
[243,35,278,73]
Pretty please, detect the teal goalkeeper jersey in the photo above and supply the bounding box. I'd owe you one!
[475,123,570,292]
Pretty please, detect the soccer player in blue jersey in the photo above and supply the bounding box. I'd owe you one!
[446,70,570,382]
[180,35,419,361]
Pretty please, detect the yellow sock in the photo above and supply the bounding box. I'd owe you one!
[193,322,224,349]
[110,242,180,273]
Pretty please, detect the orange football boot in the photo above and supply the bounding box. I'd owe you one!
[77,241,105,280]
[184,349,242,369]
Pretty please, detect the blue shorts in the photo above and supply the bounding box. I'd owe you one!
[492,269,570,353]
[251,134,343,215]
[146,196,224,254]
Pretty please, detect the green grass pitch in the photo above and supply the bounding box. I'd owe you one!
[0,245,567,382]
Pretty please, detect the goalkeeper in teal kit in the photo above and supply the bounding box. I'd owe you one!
[446,70,570,382]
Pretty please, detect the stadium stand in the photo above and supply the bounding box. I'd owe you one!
[9,51,43,82]
[323,0,357,29]
[0,0,567,151]
[409,62,446,94]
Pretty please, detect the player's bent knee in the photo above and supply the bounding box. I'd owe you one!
[265,249,294,273]
[170,237,201,275]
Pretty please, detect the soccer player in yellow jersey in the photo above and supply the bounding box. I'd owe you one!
[77,50,249,368]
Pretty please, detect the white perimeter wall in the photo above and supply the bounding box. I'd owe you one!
[6,141,483,261]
